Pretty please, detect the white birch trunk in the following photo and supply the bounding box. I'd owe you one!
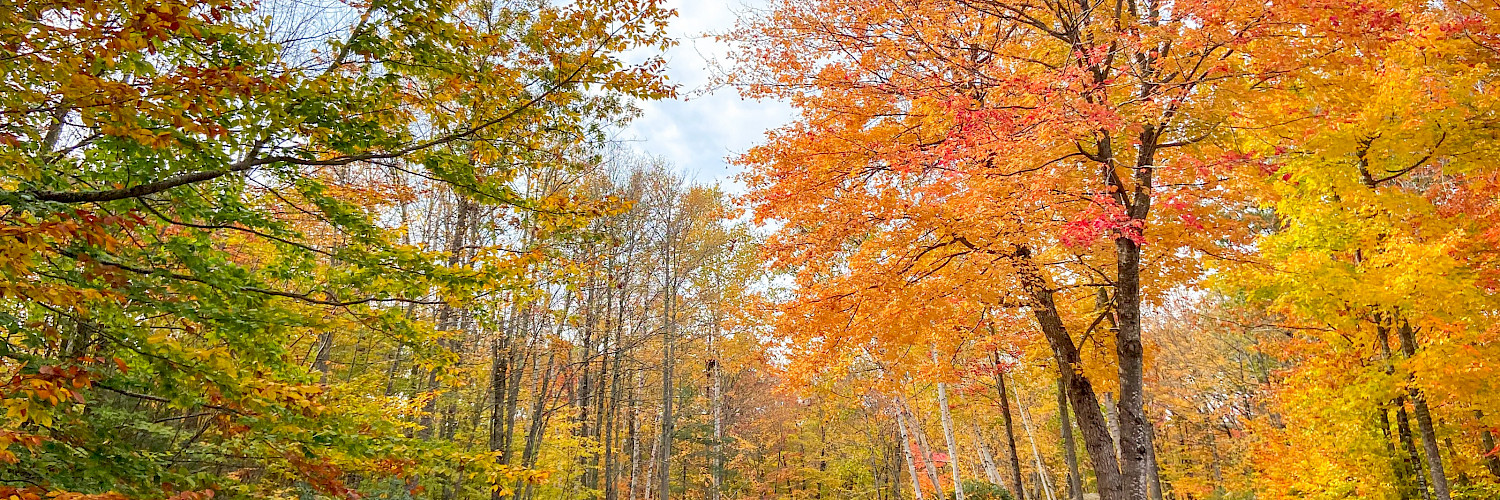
[973,426,1005,486]
[903,397,947,499]
[896,407,927,500]
[938,380,966,500]
[1011,373,1056,500]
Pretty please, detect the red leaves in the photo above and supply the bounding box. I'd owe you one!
[1062,195,1145,247]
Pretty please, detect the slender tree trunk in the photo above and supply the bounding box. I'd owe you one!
[577,272,598,493]
[1377,321,1421,500]
[935,350,966,500]
[658,270,675,500]
[1380,407,1418,500]
[995,357,1027,500]
[500,304,530,465]
[419,197,474,441]
[1012,373,1054,500]
[1104,393,1121,457]
[1011,246,1123,500]
[310,330,334,382]
[709,320,726,500]
[1399,398,1434,500]
[1443,437,1471,488]
[490,330,512,500]
[605,263,632,500]
[903,397,947,499]
[973,426,1004,487]
[1145,421,1164,500]
[891,421,904,500]
[628,372,641,500]
[383,342,405,397]
[1396,321,1451,500]
[1203,416,1225,497]
[1059,375,1084,500]
[517,349,559,500]
[1478,410,1500,481]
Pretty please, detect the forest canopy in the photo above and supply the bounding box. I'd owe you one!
[3,0,1500,500]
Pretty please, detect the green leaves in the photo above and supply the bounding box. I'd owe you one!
[0,0,671,497]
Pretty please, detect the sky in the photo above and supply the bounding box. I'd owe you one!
[615,0,796,188]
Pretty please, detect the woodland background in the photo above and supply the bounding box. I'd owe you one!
[3,1,1500,500]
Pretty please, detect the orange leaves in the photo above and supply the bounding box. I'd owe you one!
[286,453,357,499]
[0,211,138,312]
[729,0,1281,393]
[0,430,45,465]
[1,360,101,429]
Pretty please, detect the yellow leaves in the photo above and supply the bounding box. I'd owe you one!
[239,378,328,417]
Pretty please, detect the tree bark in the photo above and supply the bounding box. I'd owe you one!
[1399,398,1434,500]
[1012,246,1123,500]
[995,355,1027,500]
[489,329,512,500]
[894,408,918,498]
[657,234,677,500]
[973,425,1005,487]
[1396,321,1451,500]
[1478,410,1500,481]
[709,319,726,500]
[1011,373,1055,500]
[1145,421,1164,500]
[1113,234,1149,500]
[936,350,966,500]
[1377,320,1423,500]
[904,397,947,499]
[517,349,559,500]
[1059,375,1084,500]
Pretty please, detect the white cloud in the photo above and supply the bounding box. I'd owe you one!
[616,0,794,190]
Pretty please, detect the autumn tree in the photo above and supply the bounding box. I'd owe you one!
[1225,1,1500,498]
[0,0,672,497]
[727,0,1293,498]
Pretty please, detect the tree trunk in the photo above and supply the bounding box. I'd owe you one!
[310,330,334,382]
[995,356,1027,500]
[1478,410,1500,481]
[657,245,676,500]
[1397,321,1451,500]
[1113,233,1150,500]
[1399,398,1434,500]
[1377,321,1422,500]
[420,197,474,440]
[490,331,511,500]
[1203,416,1225,497]
[502,327,529,463]
[1104,393,1120,457]
[1012,246,1123,500]
[577,272,598,492]
[1145,421,1164,500]
[628,372,641,500]
[1379,407,1418,500]
[1011,373,1055,500]
[904,397,947,499]
[936,350,966,500]
[605,262,633,500]
[517,349,559,500]
[973,425,1004,487]
[1059,375,1084,500]
[709,322,726,500]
